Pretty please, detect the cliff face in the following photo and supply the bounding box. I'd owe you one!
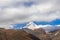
[0,28,60,40]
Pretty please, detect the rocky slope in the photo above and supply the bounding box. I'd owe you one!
[0,28,60,40]
[0,28,40,40]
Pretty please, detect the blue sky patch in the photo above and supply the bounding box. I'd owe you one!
[13,19,60,29]
[49,19,60,25]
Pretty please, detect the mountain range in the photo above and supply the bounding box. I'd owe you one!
[0,22,60,40]
[23,22,60,32]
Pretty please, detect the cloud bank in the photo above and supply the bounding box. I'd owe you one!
[0,0,60,29]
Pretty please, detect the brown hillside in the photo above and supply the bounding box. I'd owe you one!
[0,28,40,40]
[0,28,60,40]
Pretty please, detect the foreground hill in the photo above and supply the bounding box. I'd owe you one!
[0,28,40,40]
[0,28,60,40]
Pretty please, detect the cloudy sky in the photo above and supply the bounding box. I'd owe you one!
[0,0,60,29]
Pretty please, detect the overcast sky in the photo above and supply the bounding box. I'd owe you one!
[0,0,60,29]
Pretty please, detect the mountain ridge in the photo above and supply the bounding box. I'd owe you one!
[0,28,60,40]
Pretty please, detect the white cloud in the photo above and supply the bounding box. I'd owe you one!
[0,0,60,29]
[0,24,13,29]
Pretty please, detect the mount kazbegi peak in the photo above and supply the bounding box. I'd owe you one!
[23,22,39,30]
[22,21,60,32]
[23,21,48,30]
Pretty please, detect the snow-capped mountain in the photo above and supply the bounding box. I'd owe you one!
[23,22,60,32]
[23,22,38,30]
[23,22,47,30]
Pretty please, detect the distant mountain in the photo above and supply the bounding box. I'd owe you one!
[23,22,48,30]
[23,22,60,32]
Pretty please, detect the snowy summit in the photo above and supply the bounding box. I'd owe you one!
[24,22,48,30]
